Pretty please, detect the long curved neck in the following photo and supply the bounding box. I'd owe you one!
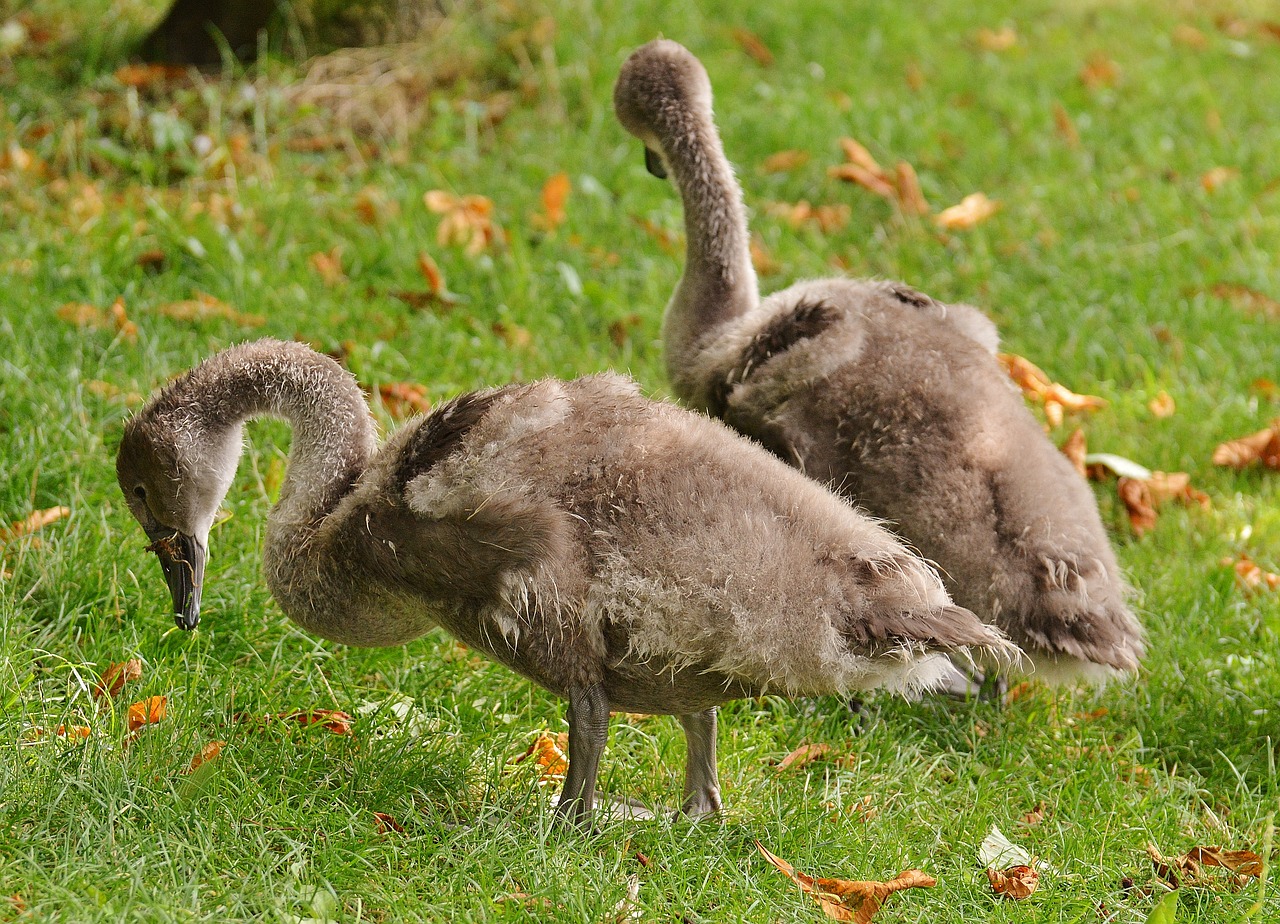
[175,339,377,529]
[660,110,759,391]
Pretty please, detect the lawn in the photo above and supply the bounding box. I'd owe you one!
[1,0,1278,920]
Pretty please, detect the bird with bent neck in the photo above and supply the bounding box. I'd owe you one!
[614,39,1144,687]
[116,338,1017,827]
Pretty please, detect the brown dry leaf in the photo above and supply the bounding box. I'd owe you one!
[1211,419,1280,470]
[1,141,42,173]
[1145,471,1210,508]
[56,297,137,342]
[976,27,1018,51]
[283,709,353,734]
[1174,24,1208,48]
[1019,801,1048,827]
[935,192,999,230]
[425,190,498,256]
[113,62,187,88]
[28,724,93,741]
[492,321,534,349]
[1052,102,1080,147]
[839,138,884,174]
[1117,472,1208,535]
[731,27,774,66]
[828,163,896,198]
[1118,477,1159,533]
[998,353,1107,427]
[511,731,569,781]
[757,842,936,923]
[353,185,399,226]
[1079,54,1118,89]
[0,505,70,543]
[1148,391,1176,418]
[764,200,850,233]
[750,236,781,275]
[1201,166,1239,193]
[377,382,431,419]
[1206,283,1280,320]
[309,247,347,287]
[1251,379,1278,399]
[1060,428,1087,477]
[775,742,833,771]
[763,150,811,173]
[631,216,681,255]
[534,172,571,230]
[1147,843,1263,891]
[608,314,644,348]
[987,864,1040,899]
[126,695,168,733]
[136,249,167,273]
[156,292,265,327]
[372,811,406,835]
[185,740,225,774]
[894,162,930,215]
[94,659,142,701]
[1221,554,1280,592]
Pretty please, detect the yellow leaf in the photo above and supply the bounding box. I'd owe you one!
[1201,166,1239,193]
[935,192,999,230]
[976,27,1018,51]
[1148,391,1176,418]
[762,150,810,173]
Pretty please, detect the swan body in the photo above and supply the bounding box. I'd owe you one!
[614,40,1144,683]
[117,339,1015,824]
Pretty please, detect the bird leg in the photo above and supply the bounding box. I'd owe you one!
[678,707,722,816]
[553,683,610,828]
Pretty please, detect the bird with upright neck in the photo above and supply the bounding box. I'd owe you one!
[614,39,1143,686]
[117,338,1017,826]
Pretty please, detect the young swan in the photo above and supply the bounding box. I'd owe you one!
[117,339,1016,826]
[614,40,1144,685]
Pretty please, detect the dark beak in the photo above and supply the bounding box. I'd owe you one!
[144,528,205,630]
[644,147,668,180]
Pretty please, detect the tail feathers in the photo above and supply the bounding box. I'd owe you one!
[847,604,1027,686]
[1010,593,1146,682]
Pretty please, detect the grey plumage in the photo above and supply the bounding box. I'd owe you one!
[116,338,1017,825]
[614,39,1144,683]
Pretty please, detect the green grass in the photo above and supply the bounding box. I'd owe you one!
[2,0,1279,920]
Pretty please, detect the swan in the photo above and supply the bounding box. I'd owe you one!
[614,39,1143,685]
[116,338,1017,825]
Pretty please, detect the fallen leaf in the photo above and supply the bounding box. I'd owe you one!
[757,842,936,923]
[764,200,850,233]
[976,27,1018,51]
[1211,419,1280,470]
[894,161,930,215]
[750,236,781,275]
[988,864,1040,899]
[1174,24,1208,48]
[56,297,137,342]
[1060,428,1087,477]
[1079,54,1118,89]
[372,811,406,835]
[410,251,460,307]
[492,320,534,349]
[534,172,571,230]
[762,149,811,173]
[1221,554,1280,592]
[184,740,225,773]
[1052,102,1080,147]
[775,742,833,771]
[1205,283,1280,319]
[425,190,498,255]
[1201,166,1239,193]
[1084,452,1152,481]
[1147,843,1262,891]
[828,163,896,198]
[838,138,884,175]
[127,695,167,732]
[935,192,999,230]
[731,27,774,66]
[997,353,1106,427]
[904,62,926,91]
[631,216,681,255]
[511,731,569,781]
[979,825,1035,869]
[94,659,142,701]
[284,709,353,734]
[376,382,431,419]
[353,185,399,226]
[113,62,187,88]
[1019,801,1048,827]
[608,314,644,348]
[28,724,92,741]
[136,249,167,273]
[1148,391,1176,418]
[155,292,265,327]
[309,247,347,286]
[606,874,641,924]
[0,505,70,543]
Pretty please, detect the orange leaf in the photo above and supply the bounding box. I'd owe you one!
[1201,166,1239,193]
[0,505,70,543]
[1019,801,1048,826]
[416,251,456,302]
[425,190,498,255]
[1221,554,1280,592]
[1117,478,1157,534]
[750,236,781,275]
[1206,283,1280,320]
[1116,471,1207,535]
[731,27,774,66]
[976,27,1018,51]
[829,163,897,198]
[155,292,265,327]
[893,161,930,215]
[756,842,936,923]
[1147,391,1176,418]
[512,731,570,781]
[113,62,187,88]
[1079,54,1118,89]
[1060,428,1087,478]
[537,172,571,229]
[776,742,833,771]
[127,695,168,732]
[762,150,811,173]
[997,353,1106,427]
[94,659,142,701]
[377,382,432,419]
[56,297,137,342]
[353,185,399,226]
[184,740,225,773]
[284,709,353,734]
[838,138,884,175]
[1212,420,1280,470]
[935,192,999,230]
[987,864,1039,899]
[27,724,93,741]
[1174,24,1208,48]
[309,247,347,286]
[1052,102,1080,147]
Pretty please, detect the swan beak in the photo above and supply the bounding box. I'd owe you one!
[644,147,668,180]
[144,529,205,630]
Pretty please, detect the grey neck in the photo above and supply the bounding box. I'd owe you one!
[661,112,759,381]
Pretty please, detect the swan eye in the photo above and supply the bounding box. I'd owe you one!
[133,485,147,500]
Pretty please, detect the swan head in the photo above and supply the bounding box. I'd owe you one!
[614,39,714,179]
[117,408,241,631]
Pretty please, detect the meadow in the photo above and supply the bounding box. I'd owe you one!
[1,0,1278,920]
